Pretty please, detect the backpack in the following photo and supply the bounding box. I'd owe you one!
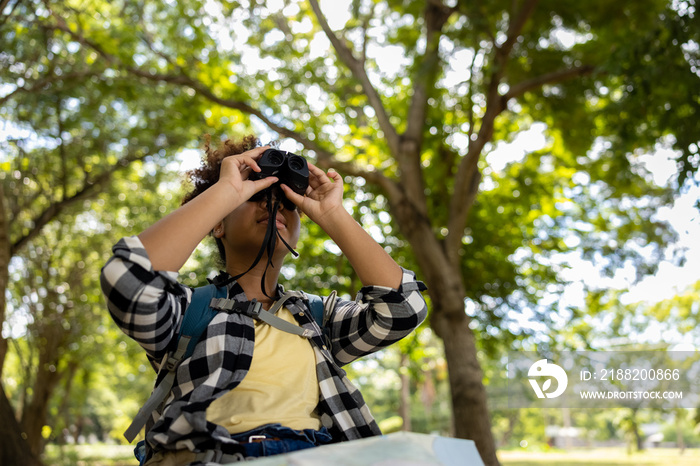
[124,284,331,444]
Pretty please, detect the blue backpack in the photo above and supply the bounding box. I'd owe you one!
[179,285,326,361]
[125,284,327,447]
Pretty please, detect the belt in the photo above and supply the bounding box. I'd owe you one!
[244,434,281,443]
[188,433,304,463]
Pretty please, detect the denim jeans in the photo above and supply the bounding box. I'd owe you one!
[230,423,333,458]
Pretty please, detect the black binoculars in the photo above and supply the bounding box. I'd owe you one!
[248,149,309,209]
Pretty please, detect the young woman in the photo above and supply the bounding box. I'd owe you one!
[101,135,427,465]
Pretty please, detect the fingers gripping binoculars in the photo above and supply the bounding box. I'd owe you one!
[249,149,309,210]
[237,149,308,297]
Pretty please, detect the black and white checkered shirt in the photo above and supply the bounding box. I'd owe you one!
[100,236,427,457]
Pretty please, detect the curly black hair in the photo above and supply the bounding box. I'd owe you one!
[182,134,263,263]
[182,134,261,205]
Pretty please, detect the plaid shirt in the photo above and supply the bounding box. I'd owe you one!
[100,236,427,457]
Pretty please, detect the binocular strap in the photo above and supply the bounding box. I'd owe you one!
[225,190,298,298]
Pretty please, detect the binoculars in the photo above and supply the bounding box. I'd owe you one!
[248,149,309,209]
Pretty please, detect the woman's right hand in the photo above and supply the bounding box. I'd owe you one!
[217,146,279,202]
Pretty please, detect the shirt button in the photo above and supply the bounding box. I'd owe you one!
[322,345,328,350]
[299,311,305,316]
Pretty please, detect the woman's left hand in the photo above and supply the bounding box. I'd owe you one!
[280,162,345,226]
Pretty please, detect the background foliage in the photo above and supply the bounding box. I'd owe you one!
[1,0,699,464]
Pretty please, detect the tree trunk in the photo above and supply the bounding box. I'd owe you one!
[0,186,9,377]
[432,309,499,466]
[676,409,686,454]
[399,352,412,432]
[0,185,41,465]
[634,426,643,452]
[500,411,519,447]
[0,385,44,466]
[389,190,499,464]
[562,408,572,449]
[21,321,65,457]
[628,409,644,452]
[54,361,80,444]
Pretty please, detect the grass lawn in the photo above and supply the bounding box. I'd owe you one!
[43,444,135,466]
[499,447,700,466]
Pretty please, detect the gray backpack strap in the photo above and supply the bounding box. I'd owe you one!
[124,335,191,443]
[210,292,313,338]
[322,290,337,328]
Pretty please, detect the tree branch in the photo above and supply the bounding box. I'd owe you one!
[504,65,595,100]
[5,142,43,222]
[444,65,597,259]
[0,0,22,27]
[307,0,400,156]
[45,8,117,65]
[445,0,540,261]
[42,7,332,161]
[10,151,141,256]
[169,72,333,156]
[0,0,12,15]
[472,3,497,45]
[500,0,539,56]
[398,2,454,221]
[0,71,101,107]
[467,52,478,152]
[490,0,539,86]
[404,2,453,140]
[317,157,400,200]
[38,2,403,217]
[139,31,178,69]
[124,68,402,207]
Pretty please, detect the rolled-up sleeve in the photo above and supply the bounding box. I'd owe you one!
[100,236,189,363]
[329,268,428,366]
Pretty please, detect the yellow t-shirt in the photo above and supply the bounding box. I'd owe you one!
[205,307,322,434]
